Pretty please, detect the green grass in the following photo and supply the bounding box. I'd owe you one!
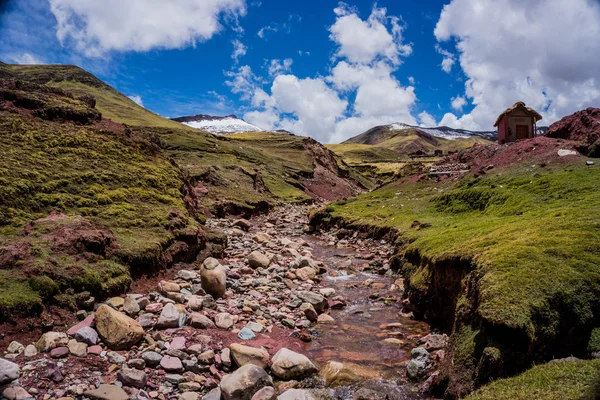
[320,163,600,393]
[466,359,600,400]
[0,88,198,317]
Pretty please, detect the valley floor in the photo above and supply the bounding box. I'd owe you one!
[0,205,443,400]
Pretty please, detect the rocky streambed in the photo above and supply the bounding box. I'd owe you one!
[0,205,447,400]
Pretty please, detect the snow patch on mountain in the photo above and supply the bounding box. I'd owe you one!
[388,123,497,140]
[171,114,264,134]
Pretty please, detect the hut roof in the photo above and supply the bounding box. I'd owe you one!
[494,102,543,127]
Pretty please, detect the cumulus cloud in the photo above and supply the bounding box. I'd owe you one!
[48,0,247,56]
[231,39,247,62]
[128,95,144,107]
[418,111,437,127]
[9,52,44,64]
[329,2,411,65]
[234,4,417,143]
[435,44,455,73]
[267,58,293,77]
[435,0,600,130]
[451,95,467,111]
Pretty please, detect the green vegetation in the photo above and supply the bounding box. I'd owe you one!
[319,163,600,394]
[0,84,199,318]
[327,128,490,182]
[466,360,600,400]
[1,63,186,129]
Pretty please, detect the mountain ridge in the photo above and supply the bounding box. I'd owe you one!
[171,113,264,134]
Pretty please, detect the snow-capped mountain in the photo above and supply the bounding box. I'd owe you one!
[389,123,497,140]
[171,114,264,134]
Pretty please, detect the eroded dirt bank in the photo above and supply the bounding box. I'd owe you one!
[0,205,447,400]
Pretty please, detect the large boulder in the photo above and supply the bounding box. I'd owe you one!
[95,304,144,350]
[201,257,227,298]
[247,251,270,269]
[0,358,20,385]
[229,343,270,368]
[270,348,317,380]
[220,363,273,400]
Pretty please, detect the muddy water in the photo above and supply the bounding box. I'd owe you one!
[301,234,431,385]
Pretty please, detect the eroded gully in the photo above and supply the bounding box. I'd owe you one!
[208,204,434,399]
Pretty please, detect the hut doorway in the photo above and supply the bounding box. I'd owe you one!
[516,125,529,140]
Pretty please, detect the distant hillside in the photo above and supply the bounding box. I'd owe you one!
[343,122,496,151]
[328,123,495,183]
[0,62,186,129]
[172,113,264,134]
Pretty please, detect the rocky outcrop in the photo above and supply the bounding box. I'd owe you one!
[546,107,600,156]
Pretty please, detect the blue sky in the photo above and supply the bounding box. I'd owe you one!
[1,0,599,143]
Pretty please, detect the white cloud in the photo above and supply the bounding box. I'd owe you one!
[435,0,600,130]
[9,52,44,64]
[408,76,415,85]
[418,111,437,127]
[257,25,278,39]
[298,50,311,56]
[267,58,293,77]
[225,65,263,100]
[451,95,467,111]
[128,95,144,107]
[329,3,411,65]
[232,4,417,143]
[49,0,246,56]
[231,39,247,62]
[435,44,455,73]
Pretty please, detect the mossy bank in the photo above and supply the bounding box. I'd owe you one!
[310,159,600,398]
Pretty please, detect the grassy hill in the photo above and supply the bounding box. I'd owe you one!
[0,62,367,324]
[328,124,493,183]
[0,62,366,215]
[311,139,600,398]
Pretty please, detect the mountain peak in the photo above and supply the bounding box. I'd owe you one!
[171,114,264,134]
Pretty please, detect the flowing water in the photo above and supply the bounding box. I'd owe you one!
[299,234,433,398]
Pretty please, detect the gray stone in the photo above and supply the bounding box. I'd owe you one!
[189,312,216,329]
[215,312,235,329]
[84,384,129,400]
[247,251,270,269]
[118,367,147,388]
[277,389,319,400]
[296,291,328,313]
[406,347,431,380]
[74,326,99,345]
[238,327,256,340]
[178,269,198,281]
[108,351,126,364]
[203,387,222,400]
[156,303,180,329]
[6,341,23,355]
[220,363,273,400]
[201,258,227,298]
[123,296,141,316]
[0,357,20,385]
[142,351,163,367]
[270,348,317,380]
[128,358,146,370]
[251,386,276,400]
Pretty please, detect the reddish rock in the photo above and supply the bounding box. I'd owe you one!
[50,346,69,358]
[170,336,186,351]
[546,107,600,149]
[88,345,103,356]
[67,313,96,335]
[160,355,183,372]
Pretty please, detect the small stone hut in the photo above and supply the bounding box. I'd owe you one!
[494,102,542,144]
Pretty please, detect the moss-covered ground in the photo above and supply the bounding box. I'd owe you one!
[318,161,600,395]
[0,85,199,318]
[466,359,600,400]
